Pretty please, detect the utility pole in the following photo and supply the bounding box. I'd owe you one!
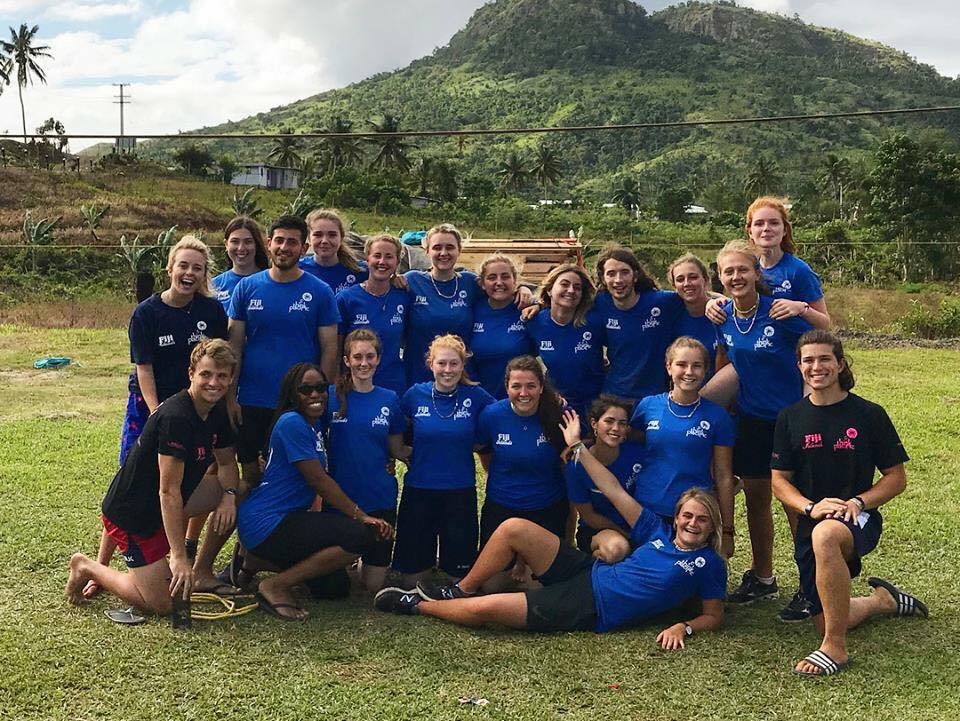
[112,83,131,152]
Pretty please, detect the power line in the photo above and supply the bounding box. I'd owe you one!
[4,105,960,141]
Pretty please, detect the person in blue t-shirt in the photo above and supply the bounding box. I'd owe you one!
[629,337,737,558]
[393,335,496,586]
[471,254,535,399]
[594,246,686,403]
[227,214,340,488]
[325,329,409,592]
[525,263,605,417]
[475,356,568,591]
[336,234,409,396]
[564,396,643,563]
[298,208,368,294]
[235,362,393,620]
[709,240,812,607]
[376,415,726,646]
[669,253,720,383]
[211,216,270,311]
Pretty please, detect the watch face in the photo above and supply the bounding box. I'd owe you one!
[684,624,693,637]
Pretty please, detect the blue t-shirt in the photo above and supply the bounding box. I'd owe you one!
[591,508,727,633]
[401,382,495,490]
[228,271,340,409]
[237,411,326,549]
[404,270,481,385]
[715,296,812,420]
[324,385,404,513]
[761,253,824,303]
[528,309,606,414]
[476,399,565,510]
[336,284,410,396]
[595,290,685,401]
[564,441,645,529]
[629,394,736,517]
[299,256,368,294]
[673,311,719,383]
[127,293,228,401]
[211,269,247,311]
[470,301,535,399]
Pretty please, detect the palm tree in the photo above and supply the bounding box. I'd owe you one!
[414,157,434,197]
[531,145,563,198]
[318,115,364,173]
[1,24,52,143]
[267,129,302,168]
[497,151,528,193]
[433,160,459,203]
[611,177,641,217]
[744,156,782,198]
[367,114,413,174]
[818,152,851,218]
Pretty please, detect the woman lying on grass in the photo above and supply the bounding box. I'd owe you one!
[375,410,727,648]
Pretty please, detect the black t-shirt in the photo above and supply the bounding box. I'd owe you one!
[102,390,235,534]
[771,393,908,505]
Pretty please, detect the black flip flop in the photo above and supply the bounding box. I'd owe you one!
[793,650,851,677]
[256,590,307,622]
[867,577,929,618]
[105,607,146,625]
[195,581,243,597]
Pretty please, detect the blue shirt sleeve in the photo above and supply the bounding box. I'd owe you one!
[388,393,404,434]
[128,302,155,365]
[315,282,341,327]
[713,405,736,447]
[475,405,493,449]
[276,413,320,464]
[628,507,664,545]
[564,460,592,505]
[228,277,248,322]
[697,553,728,600]
[791,259,824,303]
[629,396,650,430]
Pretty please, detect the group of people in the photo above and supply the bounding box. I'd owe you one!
[64,198,927,677]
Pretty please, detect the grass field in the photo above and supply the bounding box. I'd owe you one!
[1,325,958,720]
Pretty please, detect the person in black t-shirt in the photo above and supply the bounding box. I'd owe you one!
[771,330,927,677]
[67,340,241,615]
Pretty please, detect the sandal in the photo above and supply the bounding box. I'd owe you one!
[793,650,850,677]
[867,577,928,618]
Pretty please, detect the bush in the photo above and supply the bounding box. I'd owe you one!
[899,297,960,339]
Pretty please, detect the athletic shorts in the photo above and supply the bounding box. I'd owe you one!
[525,543,598,632]
[732,413,777,478]
[102,513,169,568]
[362,507,397,568]
[119,392,150,465]
[479,496,570,549]
[251,509,377,568]
[795,512,883,616]
[236,405,275,464]
[392,485,478,577]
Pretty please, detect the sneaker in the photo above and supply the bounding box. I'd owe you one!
[374,587,422,615]
[727,570,779,604]
[777,588,813,622]
[415,580,473,601]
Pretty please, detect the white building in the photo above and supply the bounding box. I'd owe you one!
[231,163,300,190]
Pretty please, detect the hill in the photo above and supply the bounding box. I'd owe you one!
[142,0,960,201]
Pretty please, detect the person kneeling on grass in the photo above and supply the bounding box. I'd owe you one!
[66,339,242,615]
[771,330,927,677]
[375,409,726,648]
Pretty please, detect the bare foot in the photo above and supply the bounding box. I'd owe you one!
[66,554,90,605]
[871,584,898,614]
[794,646,849,675]
[257,578,307,621]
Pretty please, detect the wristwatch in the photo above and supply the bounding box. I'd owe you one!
[803,502,815,517]
[683,623,693,637]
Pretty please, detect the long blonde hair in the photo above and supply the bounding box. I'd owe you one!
[674,488,723,555]
[536,263,596,327]
[305,208,363,273]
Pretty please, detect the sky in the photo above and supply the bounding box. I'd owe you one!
[0,0,958,151]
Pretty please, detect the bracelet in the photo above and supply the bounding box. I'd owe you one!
[852,496,866,511]
[223,488,237,496]
[800,302,810,316]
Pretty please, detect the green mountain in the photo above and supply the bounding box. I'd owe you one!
[147,0,960,200]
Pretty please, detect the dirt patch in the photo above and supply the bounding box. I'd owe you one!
[836,329,960,350]
[0,368,64,384]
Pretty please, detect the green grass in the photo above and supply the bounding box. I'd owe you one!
[1,326,958,720]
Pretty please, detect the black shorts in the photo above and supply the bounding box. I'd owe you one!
[795,512,883,616]
[392,485,478,577]
[362,507,397,567]
[251,509,377,568]
[525,543,597,632]
[732,413,777,478]
[237,405,275,464]
[479,496,570,549]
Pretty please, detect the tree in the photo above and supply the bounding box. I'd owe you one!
[267,129,302,168]
[497,151,528,193]
[36,117,66,152]
[1,24,52,143]
[531,144,563,197]
[656,183,694,223]
[744,156,782,198]
[611,177,641,216]
[818,153,851,218]
[414,157,434,197]
[318,116,364,173]
[432,160,459,203]
[173,143,214,176]
[367,114,413,173]
[215,155,239,184]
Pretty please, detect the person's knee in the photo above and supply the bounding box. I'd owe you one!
[811,521,851,557]
[499,517,533,541]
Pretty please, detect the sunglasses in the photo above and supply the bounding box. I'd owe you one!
[296,383,327,396]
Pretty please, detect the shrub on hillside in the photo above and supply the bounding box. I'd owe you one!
[899,298,960,339]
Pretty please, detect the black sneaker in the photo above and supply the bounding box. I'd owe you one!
[415,580,473,601]
[777,588,813,622]
[374,587,422,615]
[727,570,779,604]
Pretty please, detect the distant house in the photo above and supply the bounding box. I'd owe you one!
[231,163,300,190]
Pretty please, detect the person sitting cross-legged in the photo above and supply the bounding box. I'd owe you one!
[374,409,726,648]
[771,329,928,677]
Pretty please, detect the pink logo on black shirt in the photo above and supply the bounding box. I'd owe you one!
[803,433,823,449]
[846,427,859,439]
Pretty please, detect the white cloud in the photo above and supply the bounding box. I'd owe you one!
[44,1,141,21]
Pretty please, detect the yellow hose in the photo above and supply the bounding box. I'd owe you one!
[188,592,258,620]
